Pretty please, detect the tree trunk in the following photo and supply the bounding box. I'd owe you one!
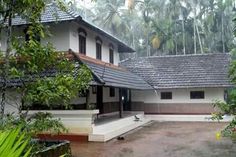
[182,18,186,55]
[196,24,203,54]
[86,90,90,109]
[221,13,225,53]
[174,20,178,55]
[0,4,13,118]
[146,27,150,57]
[193,10,197,54]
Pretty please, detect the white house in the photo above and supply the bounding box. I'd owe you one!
[0,3,151,115]
[0,4,151,139]
[0,3,232,141]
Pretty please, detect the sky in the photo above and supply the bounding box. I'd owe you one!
[76,0,94,8]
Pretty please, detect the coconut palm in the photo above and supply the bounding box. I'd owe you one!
[88,0,235,57]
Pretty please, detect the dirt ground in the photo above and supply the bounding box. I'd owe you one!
[71,121,236,157]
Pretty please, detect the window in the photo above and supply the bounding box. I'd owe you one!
[78,28,87,55]
[190,91,205,99]
[92,86,97,94]
[96,37,102,60]
[110,87,115,97]
[224,90,228,101]
[161,92,172,99]
[109,44,114,64]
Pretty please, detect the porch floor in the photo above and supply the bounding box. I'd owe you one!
[89,111,150,142]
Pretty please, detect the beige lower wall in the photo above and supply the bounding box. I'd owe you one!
[130,88,226,114]
[131,102,217,114]
[131,88,225,104]
[103,102,119,113]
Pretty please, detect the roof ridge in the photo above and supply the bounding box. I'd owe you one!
[45,2,80,19]
[64,5,81,19]
[134,52,230,60]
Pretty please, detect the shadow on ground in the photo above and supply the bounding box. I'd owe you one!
[71,121,236,157]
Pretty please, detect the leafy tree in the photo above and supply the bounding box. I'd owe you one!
[0,0,92,135]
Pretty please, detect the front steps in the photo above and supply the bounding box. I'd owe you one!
[89,112,150,142]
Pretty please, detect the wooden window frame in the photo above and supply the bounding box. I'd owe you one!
[96,37,102,60]
[78,28,87,55]
[190,91,205,99]
[109,44,114,64]
[110,87,115,97]
[92,86,97,94]
[160,92,172,100]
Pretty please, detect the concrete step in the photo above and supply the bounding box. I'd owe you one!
[89,113,150,142]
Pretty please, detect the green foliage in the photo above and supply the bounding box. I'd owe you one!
[0,0,91,156]
[88,0,235,57]
[0,0,92,113]
[0,127,31,157]
[212,88,236,139]
[26,112,67,135]
[0,113,67,136]
[23,65,92,109]
[212,49,236,140]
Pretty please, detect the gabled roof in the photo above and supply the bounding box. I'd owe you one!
[120,53,232,89]
[10,3,134,53]
[74,53,152,90]
[0,50,151,90]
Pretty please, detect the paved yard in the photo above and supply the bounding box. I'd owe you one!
[71,121,236,157]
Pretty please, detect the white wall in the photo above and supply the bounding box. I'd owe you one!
[70,86,119,105]
[0,26,25,53]
[103,87,119,103]
[0,30,7,52]
[2,89,21,114]
[43,23,70,51]
[0,23,70,53]
[4,86,119,114]
[69,22,120,65]
[70,86,97,105]
[0,22,121,65]
[132,88,225,104]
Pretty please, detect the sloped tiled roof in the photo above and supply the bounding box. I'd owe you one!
[11,3,80,25]
[10,3,134,53]
[120,53,232,89]
[75,53,152,90]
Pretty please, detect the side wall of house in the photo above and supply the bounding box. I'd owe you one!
[131,88,225,114]
[42,23,70,51]
[0,23,70,53]
[0,22,120,65]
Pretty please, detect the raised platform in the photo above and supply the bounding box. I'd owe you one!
[89,112,150,142]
